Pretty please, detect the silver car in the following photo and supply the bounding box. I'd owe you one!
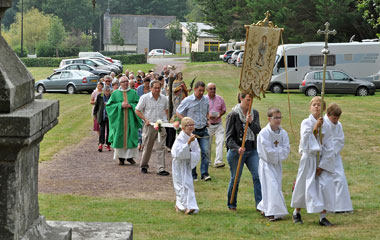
[299,70,376,96]
[35,70,99,94]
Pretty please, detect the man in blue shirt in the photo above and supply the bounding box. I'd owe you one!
[177,81,211,181]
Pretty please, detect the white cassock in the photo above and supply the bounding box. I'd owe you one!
[257,123,290,218]
[324,115,353,212]
[171,131,201,212]
[291,114,336,213]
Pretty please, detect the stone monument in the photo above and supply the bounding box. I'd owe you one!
[0,1,71,239]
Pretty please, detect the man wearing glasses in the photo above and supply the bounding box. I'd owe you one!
[206,83,226,168]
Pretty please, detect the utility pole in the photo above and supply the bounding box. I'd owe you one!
[20,0,24,57]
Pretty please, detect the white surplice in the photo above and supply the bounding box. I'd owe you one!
[257,123,290,218]
[324,115,353,212]
[291,114,336,213]
[171,131,201,212]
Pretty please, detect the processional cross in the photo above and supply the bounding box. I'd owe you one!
[274,140,279,147]
[316,22,336,167]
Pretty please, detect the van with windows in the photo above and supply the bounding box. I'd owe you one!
[268,41,380,93]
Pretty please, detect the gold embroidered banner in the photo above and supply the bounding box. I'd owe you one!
[239,25,281,99]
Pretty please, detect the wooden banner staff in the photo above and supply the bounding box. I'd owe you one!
[230,12,283,205]
[316,22,336,167]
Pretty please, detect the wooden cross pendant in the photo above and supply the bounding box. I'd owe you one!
[274,140,279,147]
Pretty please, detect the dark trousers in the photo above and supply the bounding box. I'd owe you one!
[165,127,176,149]
[99,118,110,145]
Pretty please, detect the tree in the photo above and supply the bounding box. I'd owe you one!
[165,20,182,53]
[110,18,124,52]
[4,8,51,53]
[48,16,65,57]
[357,0,380,37]
[184,22,199,52]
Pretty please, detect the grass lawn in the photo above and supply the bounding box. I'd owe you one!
[37,62,380,239]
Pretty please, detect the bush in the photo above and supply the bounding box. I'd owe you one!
[21,57,64,67]
[36,41,55,57]
[13,45,28,57]
[191,51,224,62]
[110,54,146,64]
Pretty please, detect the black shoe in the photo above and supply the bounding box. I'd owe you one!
[193,175,198,182]
[119,158,125,165]
[141,168,148,174]
[201,174,211,181]
[127,158,136,165]
[292,213,303,224]
[319,218,333,226]
[157,170,170,176]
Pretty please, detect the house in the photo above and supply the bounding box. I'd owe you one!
[137,27,176,54]
[177,22,221,53]
[103,13,176,52]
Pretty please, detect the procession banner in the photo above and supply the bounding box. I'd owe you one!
[239,25,282,99]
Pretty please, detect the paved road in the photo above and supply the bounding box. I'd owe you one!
[148,56,189,73]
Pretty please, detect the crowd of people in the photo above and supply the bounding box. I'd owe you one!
[90,67,353,225]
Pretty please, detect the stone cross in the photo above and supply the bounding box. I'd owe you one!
[273,140,279,147]
[0,2,71,239]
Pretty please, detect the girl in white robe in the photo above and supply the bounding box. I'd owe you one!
[257,108,290,221]
[171,117,201,214]
[324,103,353,213]
[291,96,336,226]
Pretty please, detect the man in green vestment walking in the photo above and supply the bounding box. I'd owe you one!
[106,76,142,165]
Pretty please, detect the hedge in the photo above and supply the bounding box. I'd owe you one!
[190,51,224,62]
[100,50,137,55]
[21,54,146,67]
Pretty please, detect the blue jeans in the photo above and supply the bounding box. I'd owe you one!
[227,149,262,208]
[192,128,210,178]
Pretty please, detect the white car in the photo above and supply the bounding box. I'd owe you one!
[148,49,173,56]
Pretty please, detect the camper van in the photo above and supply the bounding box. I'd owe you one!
[268,41,380,93]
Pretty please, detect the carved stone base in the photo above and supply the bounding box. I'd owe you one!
[21,216,72,240]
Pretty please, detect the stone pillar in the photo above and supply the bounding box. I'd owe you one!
[0,3,71,239]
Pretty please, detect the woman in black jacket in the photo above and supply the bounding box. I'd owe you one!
[225,93,262,211]
[93,85,112,152]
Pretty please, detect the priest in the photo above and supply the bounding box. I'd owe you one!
[106,76,142,165]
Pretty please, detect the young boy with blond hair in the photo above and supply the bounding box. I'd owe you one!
[291,96,336,226]
[257,107,290,221]
[324,103,353,213]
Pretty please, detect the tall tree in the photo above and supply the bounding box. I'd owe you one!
[110,18,124,52]
[357,0,380,37]
[184,22,199,52]
[48,16,65,57]
[165,20,182,53]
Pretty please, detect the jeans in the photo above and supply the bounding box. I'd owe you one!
[192,127,210,178]
[227,149,262,208]
[99,118,110,145]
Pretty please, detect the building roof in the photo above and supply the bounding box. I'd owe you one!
[180,22,217,38]
[103,14,176,45]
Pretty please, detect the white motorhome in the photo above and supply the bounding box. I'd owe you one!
[268,41,380,93]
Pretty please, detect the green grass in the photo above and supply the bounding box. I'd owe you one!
[37,62,380,239]
[28,67,55,81]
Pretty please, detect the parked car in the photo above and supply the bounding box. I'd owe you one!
[89,57,123,73]
[35,70,99,94]
[54,64,111,78]
[59,58,120,74]
[79,52,114,63]
[222,50,234,62]
[228,50,243,64]
[148,49,173,56]
[235,51,244,67]
[299,70,376,96]
[362,70,380,88]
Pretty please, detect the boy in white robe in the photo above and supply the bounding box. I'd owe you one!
[291,96,336,226]
[171,117,201,214]
[257,107,290,221]
[324,103,353,213]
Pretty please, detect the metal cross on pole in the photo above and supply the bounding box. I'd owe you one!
[316,22,336,167]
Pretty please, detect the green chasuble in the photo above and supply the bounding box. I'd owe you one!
[106,89,142,149]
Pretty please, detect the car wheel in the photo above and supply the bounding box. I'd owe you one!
[305,87,318,97]
[66,85,76,94]
[228,59,233,64]
[37,84,45,93]
[356,87,368,96]
[271,84,283,93]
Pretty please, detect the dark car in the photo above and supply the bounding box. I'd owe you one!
[54,64,111,78]
[222,50,234,62]
[35,70,99,94]
[300,70,376,96]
